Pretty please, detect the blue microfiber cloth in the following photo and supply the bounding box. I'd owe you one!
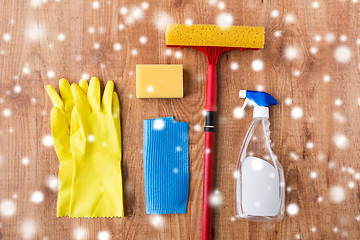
[143,116,189,214]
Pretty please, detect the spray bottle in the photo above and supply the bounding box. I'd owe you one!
[235,90,285,222]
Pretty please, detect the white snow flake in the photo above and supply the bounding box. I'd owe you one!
[251,59,264,72]
[291,107,303,119]
[139,36,148,44]
[92,1,100,9]
[311,1,319,8]
[285,13,296,24]
[286,203,299,216]
[57,33,66,41]
[332,133,348,149]
[184,18,193,26]
[154,11,173,30]
[73,227,88,240]
[114,43,122,51]
[47,70,55,78]
[149,215,164,229]
[20,220,37,240]
[31,191,44,204]
[230,62,239,71]
[334,46,351,63]
[153,119,165,130]
[98,231,110,240]
[3,108,11,117]
[21,157,29,165]
[42,135,54,147]
[0,199,16,217]
[285,46,298,60]
[270,10,279,18]
[216,12,233,26]
[209,189,223,207]
[233,107,245,119]
[3,33,11,42]
[329,185,345,203]
[46,175,59,192]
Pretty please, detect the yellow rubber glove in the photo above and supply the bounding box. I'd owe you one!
[46,78,88,217]
[69,77,124,218]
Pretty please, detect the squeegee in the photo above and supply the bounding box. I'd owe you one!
[166,23,265,240]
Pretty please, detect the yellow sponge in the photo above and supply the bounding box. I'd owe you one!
[136,64,183,98]
[166,24,264,49]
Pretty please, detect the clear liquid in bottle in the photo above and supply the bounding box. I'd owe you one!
[235,118,285,222]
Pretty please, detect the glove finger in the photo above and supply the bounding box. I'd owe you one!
[112,91,120,117]
[112,91,122,156]
[70,108,87,153]
[88,77,101,111]
[59,78,74,112]
[70,108,81,138]
[46,85,64,109]
[79,79,89,94]
[71,83,91,116]
[50,107,71,162]
[102,81,114,114]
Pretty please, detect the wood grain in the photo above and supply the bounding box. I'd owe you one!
[0,0,360,239]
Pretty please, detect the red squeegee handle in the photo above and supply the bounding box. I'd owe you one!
[202,64,217,240]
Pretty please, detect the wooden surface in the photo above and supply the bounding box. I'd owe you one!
[1,0,360,239]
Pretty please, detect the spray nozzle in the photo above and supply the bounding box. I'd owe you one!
[239,90,278,118]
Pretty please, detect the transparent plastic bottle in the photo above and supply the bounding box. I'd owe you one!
[234,90,285,222]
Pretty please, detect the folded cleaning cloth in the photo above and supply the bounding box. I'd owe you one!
[143,117,189,214]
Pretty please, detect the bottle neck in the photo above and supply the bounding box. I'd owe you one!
[253,106,269,119]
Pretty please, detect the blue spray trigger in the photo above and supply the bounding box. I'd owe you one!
[243,90,277,107]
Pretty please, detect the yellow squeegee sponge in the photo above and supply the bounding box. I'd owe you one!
[166,24,265,49]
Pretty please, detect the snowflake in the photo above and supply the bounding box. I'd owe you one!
[286,203,299,216]
[141,2,149,9]
[21,157,29,166]
[270,10,279,18]
[209,189,223,207]
[3,33,11,42]
[332,133,348,149]
[119,7,128,15]
[323,74,330,82]
[184,18,193,26]
[153,119,165,130]
[47,70,55,78]
[92,1,99,9]
[46,175,59,192]
[149,215,164,229]
[31,191,44,204]
[20,220,37,240]
[233,107,245,119]
[139,36,148,44]
[291,107,303,119]
[285,46,298,60]
[174,51,182,59]
[311,1,319,8]
[3,108,11,117]
[114,43,122,51]
[0,199,16,217]
[329,185,345,203]
[230,62,239,71]
[98,231,110,240]
[73,227,87,240]
[216,12,233,26]
[57,33,66,41]
[42,135,54,147]
[334,46,351,63]
[217,1,225,9]
[251,59,264,72]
